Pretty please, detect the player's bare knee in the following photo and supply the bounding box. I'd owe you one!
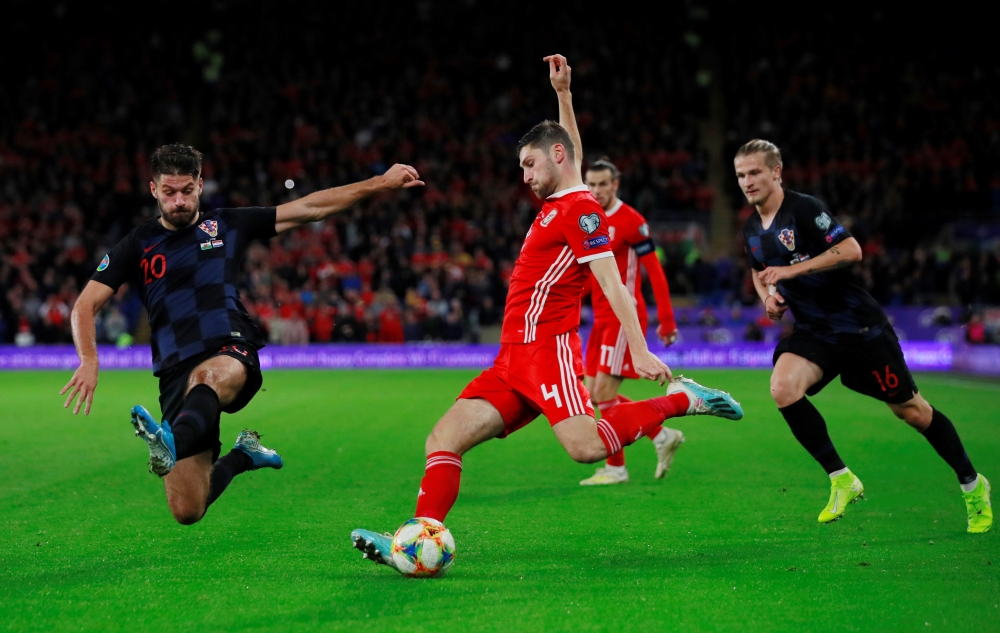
[169,500,206,525]
[187,370,216,393]
[892,398,932,430]
[563,437,605,463]
[770,376,804,408]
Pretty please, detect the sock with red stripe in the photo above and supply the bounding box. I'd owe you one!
[414,451,463,523]
[596,393,689,458]
[597,397,627,467]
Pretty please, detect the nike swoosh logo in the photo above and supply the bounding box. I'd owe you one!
[143,245,157,253]
[831,492,840,515]
[887,390,900,397]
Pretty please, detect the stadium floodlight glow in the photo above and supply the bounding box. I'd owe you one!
[284,179,294,189]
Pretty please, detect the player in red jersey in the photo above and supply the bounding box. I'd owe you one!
[579,158,684,486]
[350,55,743,573]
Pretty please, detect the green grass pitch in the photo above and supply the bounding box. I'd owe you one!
[1,369,998,632]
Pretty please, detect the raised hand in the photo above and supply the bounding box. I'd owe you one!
[61,361,99,415]
[543,54,571,93]
[380,164,425,190]
[657,325,679,347]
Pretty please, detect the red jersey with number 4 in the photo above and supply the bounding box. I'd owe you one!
[501,185,614,344]
[590,200,656,321]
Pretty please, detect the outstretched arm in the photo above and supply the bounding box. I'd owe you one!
[274,164,424,234]
[545,54,583,173]
[639,251,678,345]
[590,256,672,384]
[62,280,115,415]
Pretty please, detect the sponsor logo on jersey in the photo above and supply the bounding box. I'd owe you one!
[639,223,650,237]
[198,220,219,238]
[815,212,832,231]
[778,228,795,251]
[825,225,845,243]
[540,210,558,227]
[608,226,616,242]
[96,254,109,271]
[578,213,601,234]
[583,235,610,250]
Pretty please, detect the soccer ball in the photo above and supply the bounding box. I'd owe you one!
[390,517,456,577]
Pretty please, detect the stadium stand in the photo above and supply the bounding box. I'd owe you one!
[1,3,997,346]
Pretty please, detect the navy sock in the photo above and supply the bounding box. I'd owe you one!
[919,408,978,485]
[779,397,847,475]
[207,450,254,506]
[170,385,220,460]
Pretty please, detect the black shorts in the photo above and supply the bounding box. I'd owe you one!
[157,341,263,462]
[772,325,918,404]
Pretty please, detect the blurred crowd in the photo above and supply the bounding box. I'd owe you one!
[1,3,997,346]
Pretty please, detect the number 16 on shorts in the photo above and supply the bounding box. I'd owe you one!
[872,365,899,393]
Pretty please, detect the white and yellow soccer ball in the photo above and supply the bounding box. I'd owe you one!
[390,517,456,577]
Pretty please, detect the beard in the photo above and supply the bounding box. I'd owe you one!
[529,159,560,200]
[158,197,200,230]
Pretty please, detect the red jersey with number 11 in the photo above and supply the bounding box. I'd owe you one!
[501,185,614,344]
[590,200,656,321]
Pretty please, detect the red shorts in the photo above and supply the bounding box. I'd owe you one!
[584,314,648,380]
[459,330,595,437]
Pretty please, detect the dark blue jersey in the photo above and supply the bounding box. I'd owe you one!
[92,207,277,374]
[743,190,886,344]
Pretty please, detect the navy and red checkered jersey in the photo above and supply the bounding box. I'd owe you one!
[743,190,886,344]
[91,207,277,374]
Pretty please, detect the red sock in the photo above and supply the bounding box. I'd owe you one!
[596,393,688,457]
[597,397,627,467]
[414,451,462,523]
[613,394,662,441]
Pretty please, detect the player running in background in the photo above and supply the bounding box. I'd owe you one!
[61,144,422,525]
[736,139,992,533]
[579,158,683,486]
[351,55,743,572]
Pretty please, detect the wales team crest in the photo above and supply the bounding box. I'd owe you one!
[198,220,219,238]
[778,228,795,251]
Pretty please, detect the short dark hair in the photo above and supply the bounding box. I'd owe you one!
[587,156,620,180]
[151,143,203,179]
[516,120,576,162]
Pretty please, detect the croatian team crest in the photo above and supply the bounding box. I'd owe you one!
[578,213,601,235]
[198,220,219,238]
[778,228,795,251]
[540,210,558,227]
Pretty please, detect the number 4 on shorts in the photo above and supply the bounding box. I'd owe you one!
[541,384,563,409]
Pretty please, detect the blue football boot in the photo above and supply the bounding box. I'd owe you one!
[234,429,284,470]
[351,529,400,571]
[667,376,744,420]
[130,405,176,477]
